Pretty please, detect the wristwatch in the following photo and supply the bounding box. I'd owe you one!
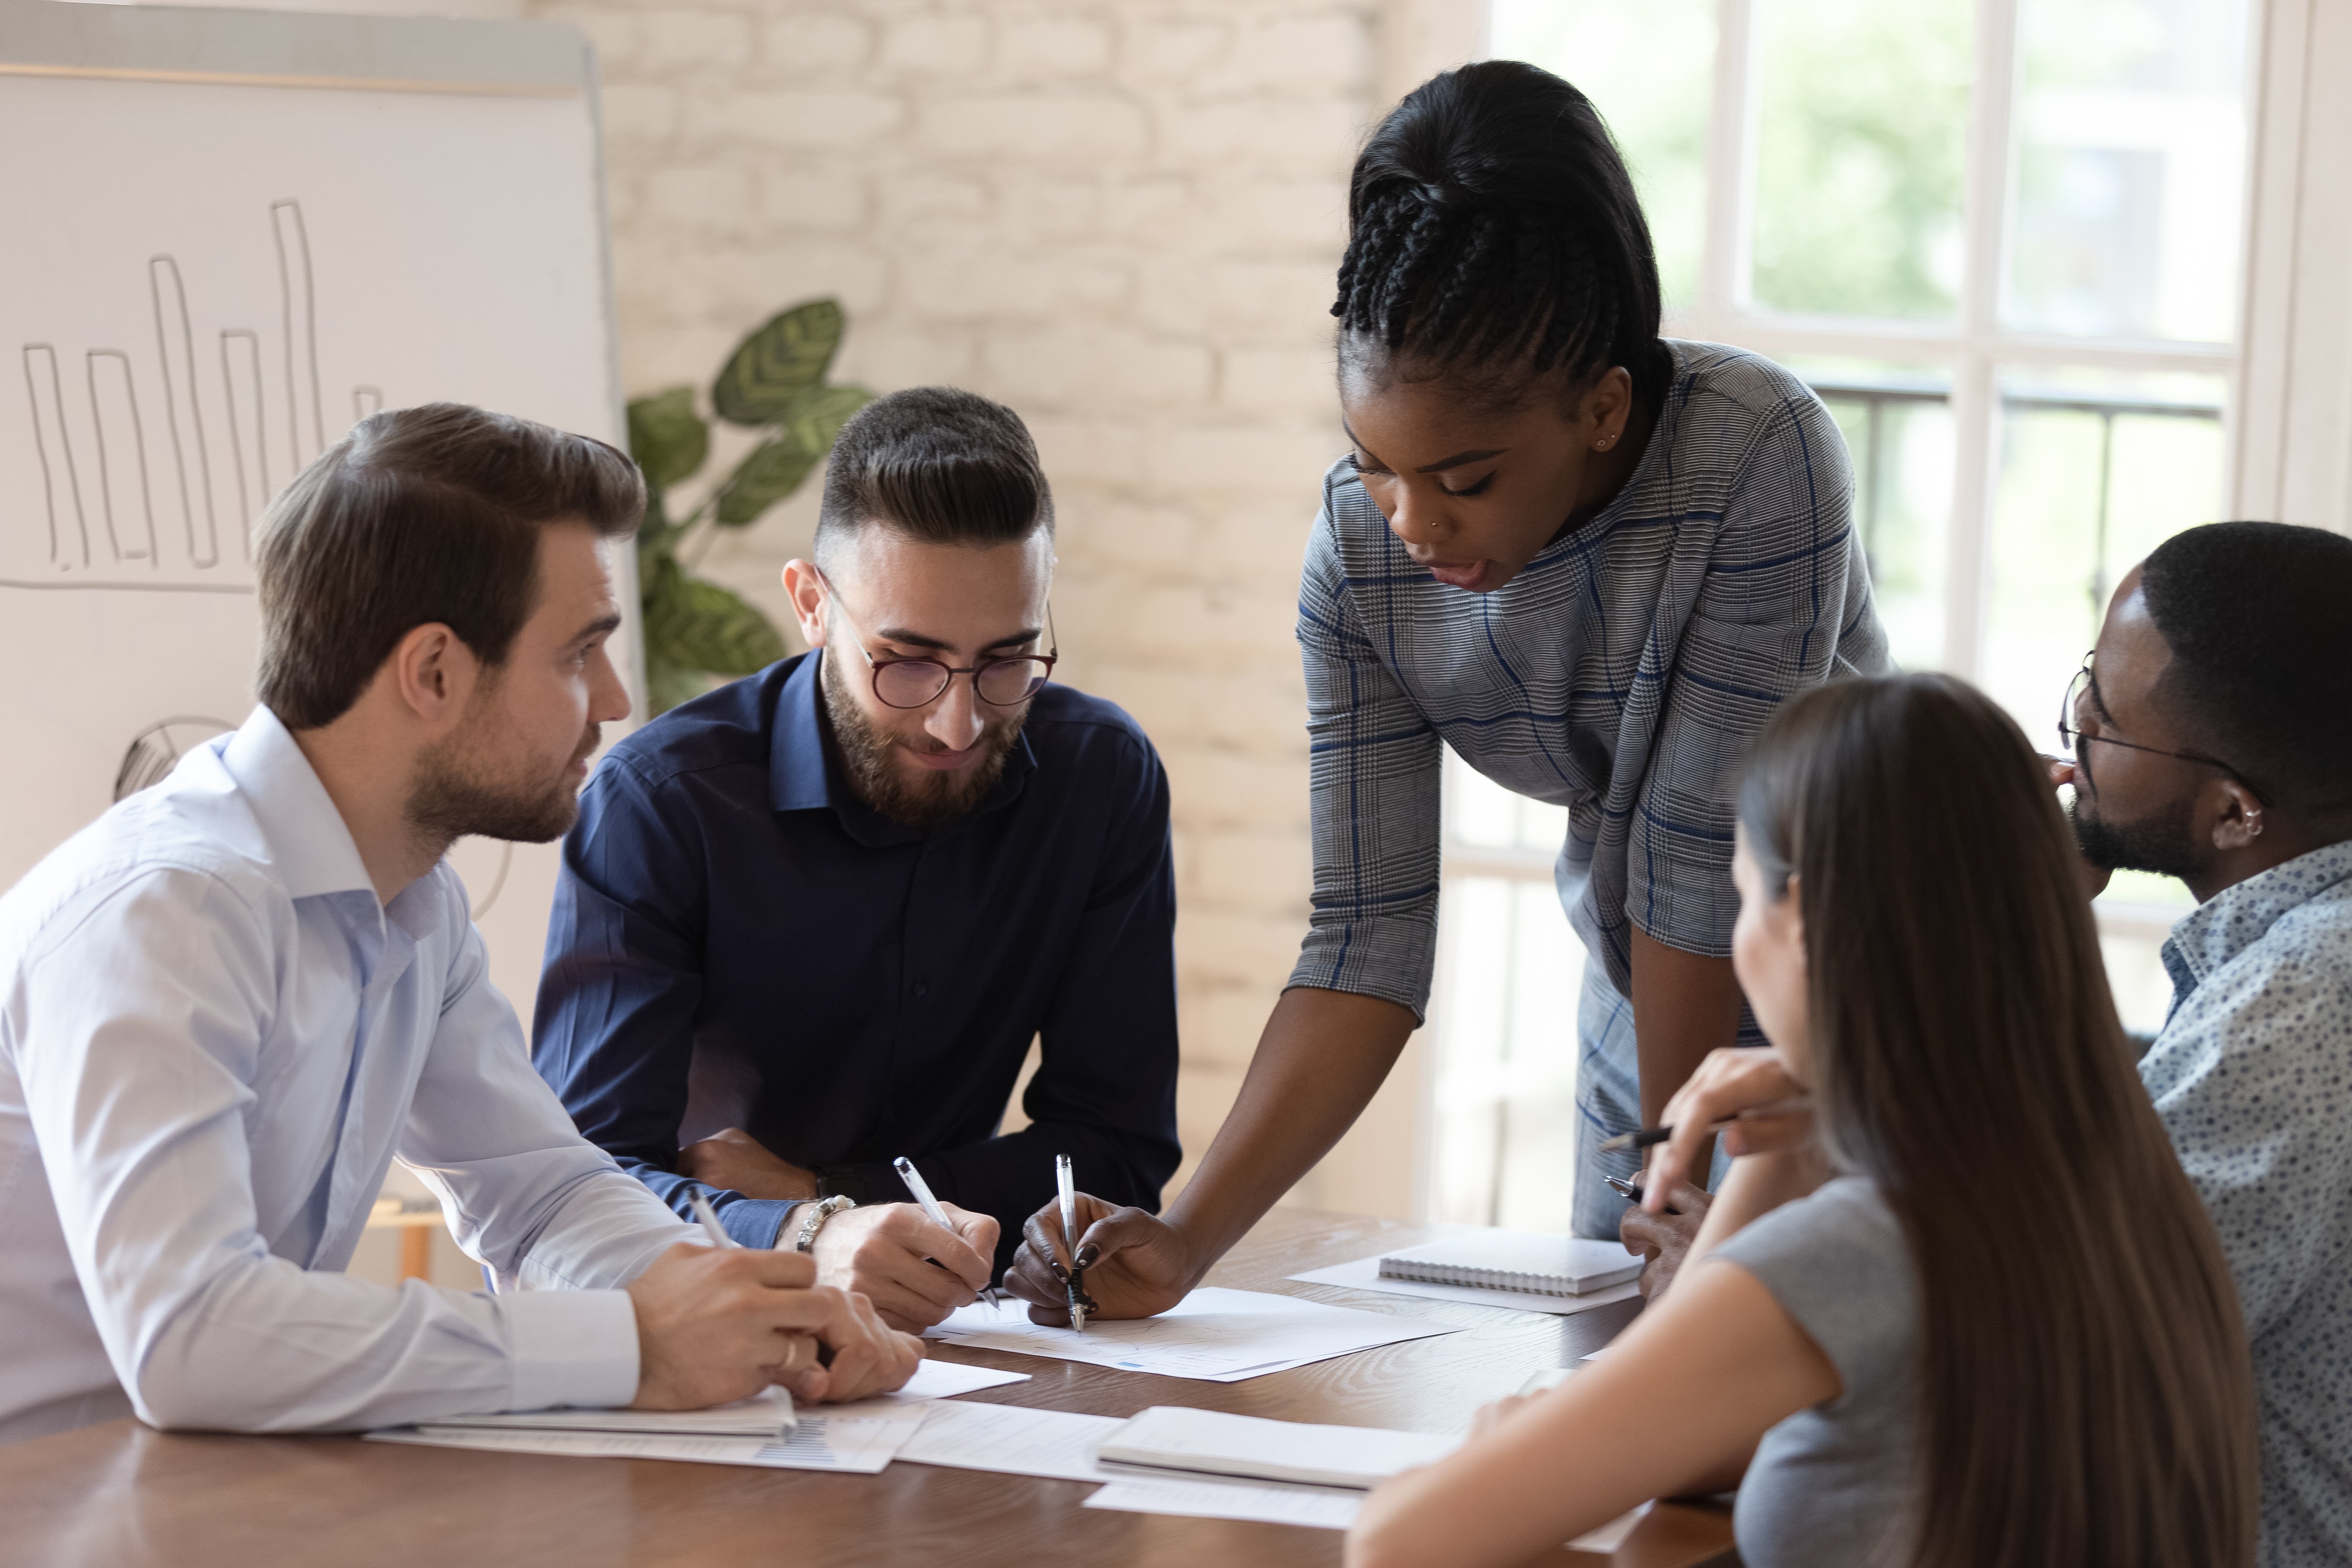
[791,1193,856,1253]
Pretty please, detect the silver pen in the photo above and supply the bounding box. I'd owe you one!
[688,1191,739,1249]
[894,1155,1002,1308]
[1055,1152,1088,1333]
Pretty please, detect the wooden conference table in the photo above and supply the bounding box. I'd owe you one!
[0,1209,1736,1568]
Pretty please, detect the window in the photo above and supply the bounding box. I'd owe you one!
[1424,0,2259,1225]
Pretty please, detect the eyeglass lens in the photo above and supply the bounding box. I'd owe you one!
[2056,663,2091,759]
[873,658,1053,709]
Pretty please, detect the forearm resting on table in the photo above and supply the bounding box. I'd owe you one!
[1629,929,1745,1178]
[1348,1260,1835,1568]
[1161,986,1417,1273]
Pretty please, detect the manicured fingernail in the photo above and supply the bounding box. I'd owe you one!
[1048,1258,1067,1280]
[1076,1245,1099,1269]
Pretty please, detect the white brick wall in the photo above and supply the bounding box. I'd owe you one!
[546,0,1416,1210]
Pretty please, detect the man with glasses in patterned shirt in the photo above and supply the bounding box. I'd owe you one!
[2056,520,2352,1568]
[534,388,1180,1333]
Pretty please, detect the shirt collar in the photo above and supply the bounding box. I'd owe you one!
[217,705,377,901]
[766,649,1040,842]
[2163,838,2352,992]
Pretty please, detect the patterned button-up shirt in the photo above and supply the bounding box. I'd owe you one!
[1289,339,1889,1015]
[2142,838,2352,1568]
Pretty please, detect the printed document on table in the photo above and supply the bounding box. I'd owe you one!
[897,1400,1126,1482]
[858,1358,1029,1404]
[409,1386,795,1438]
[1096,1405,1459,1488]
[927,1286,1454,1381]
[366,1403,927,1473]
[1287,1253,1640,1317]
[1084,1475,1366,1530]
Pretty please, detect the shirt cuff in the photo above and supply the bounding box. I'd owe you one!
[502,1287,640,1412]
[721,1196,798,1250]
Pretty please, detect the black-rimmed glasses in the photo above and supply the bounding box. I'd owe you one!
[2057,652,2269,806]
[818,568,1058,710]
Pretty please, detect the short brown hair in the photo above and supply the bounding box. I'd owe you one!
[814,386,1051,559]
[254,403,643,729]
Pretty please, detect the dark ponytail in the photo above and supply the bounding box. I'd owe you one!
[1334,61,1670,408]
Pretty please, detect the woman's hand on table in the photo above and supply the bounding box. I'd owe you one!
[1003,1192,1197,1323]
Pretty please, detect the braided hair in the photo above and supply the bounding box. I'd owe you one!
[1334,61,1671,410]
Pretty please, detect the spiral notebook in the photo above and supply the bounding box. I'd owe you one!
[1376,1231,1643,1299]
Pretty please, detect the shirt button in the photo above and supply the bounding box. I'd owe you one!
[910,981,928,998]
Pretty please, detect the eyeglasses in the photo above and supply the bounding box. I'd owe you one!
[2057,652,2268,806]
[817,568,1058,710]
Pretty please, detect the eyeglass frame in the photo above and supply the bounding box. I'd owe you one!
[2056,651,2269,808]
[814,565,1059,711]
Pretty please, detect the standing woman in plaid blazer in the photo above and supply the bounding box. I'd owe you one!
[1009,59,1890,1320]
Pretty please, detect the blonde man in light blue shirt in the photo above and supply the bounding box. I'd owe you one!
[0,404,918,1446]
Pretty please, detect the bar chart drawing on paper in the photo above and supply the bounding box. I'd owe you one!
[12,199,373,590]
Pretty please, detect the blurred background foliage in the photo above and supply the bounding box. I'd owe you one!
[627,299,872,715]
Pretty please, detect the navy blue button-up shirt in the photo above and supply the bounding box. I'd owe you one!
[532,652,1182,1262]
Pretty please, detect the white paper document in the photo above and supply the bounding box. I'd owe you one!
[1084,1475,1366,1530]
[409,1386,796,1439]
[862,1358,1030,1404]
[1288,1253,1641,1317]
[897,1400,1126,1483]
[1568,1501,1654,1553]
[1096,1405,1458,1489]
[366,1403,928,1473]
[927,1287,1454,1381]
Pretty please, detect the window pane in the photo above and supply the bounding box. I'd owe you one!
[1488,0,1715,314]
[2006,0,2253,341]
[1750,0,1973,320]
[1980,367,2226,743]
[1792,360,1956,671]
[1444,745,1568,855]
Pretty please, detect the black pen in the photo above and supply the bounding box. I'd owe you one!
[1596,1096,1813,1155]
[1603,1174,1645,1205]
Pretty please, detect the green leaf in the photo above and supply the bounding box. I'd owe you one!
[643,650,714,717]
[712,437,819,528]
[642,557,787,678]
[779,382,874,460]
[626,388,708,488]
[710,385,874,527]
[711,300,845,426]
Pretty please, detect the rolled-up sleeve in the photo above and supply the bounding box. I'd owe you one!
[1287,502,1444,1019]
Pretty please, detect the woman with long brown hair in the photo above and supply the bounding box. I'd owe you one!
[1347,673,2256,1568]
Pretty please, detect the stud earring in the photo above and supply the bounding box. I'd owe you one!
[1595,434,1615,451]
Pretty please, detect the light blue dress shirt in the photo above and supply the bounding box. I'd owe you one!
[0,707,693,1445]
[2141,838,2352,1568]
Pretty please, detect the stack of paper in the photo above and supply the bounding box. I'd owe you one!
[363,1358,1030,1473]
[1095,1406,1458,1489]
[927,1287,1454,1381]
[368,1405,929,1474]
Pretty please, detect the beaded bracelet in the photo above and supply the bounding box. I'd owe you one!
[791,1193,856,1253]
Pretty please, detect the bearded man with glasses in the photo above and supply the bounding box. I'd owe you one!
[2052,520,2352,1568]
[534,388,1180,1332]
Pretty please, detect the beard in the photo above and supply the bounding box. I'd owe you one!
[2068,787,2203,882]
[407,698,599,850]
[821,647,1026,831]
